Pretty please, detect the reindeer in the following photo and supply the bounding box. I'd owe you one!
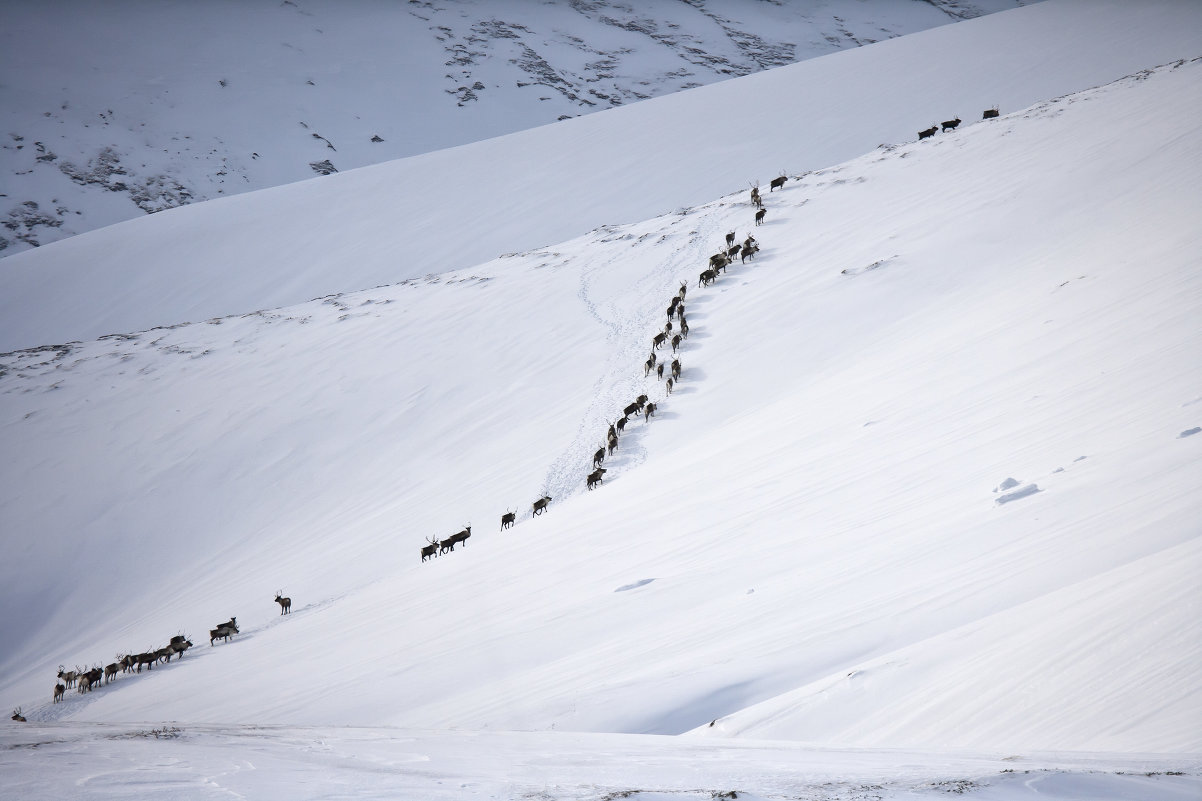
[12,707,26,722]
[725,231,736,248]
[666,377,674,394]
[120,654,137,674]
[134,651,158,671]
[532,495,552,516]
[750,184,763,208]
[754,208,766,226]
[982,106,999,119]
[678,281,687,301]
[421,535,440,561]
[941,117,961,132]
[167,636,193,660]
[500,510,516,530]
[657,362,665,379]
[770,173,787,191]
[740,243,759,263]
[593,446,605,468]
[652,332,667,350]
[679,316,689,338]
[699,269,716,287]
[104,661,119,685]
[644,402,657,422]
[623,401,641,418]
[644,354,656,377]
[586,467,607,490]
[709,252,730,272]
[726,243,741,261]
[918,125,937,140]
[78,667,102,693]
[607,431,618,456]
[209,618,239,646]
[441,524,471,554]
[53,684,65,704]
[671,334,682,353]
[57,665,78,689]
[675,302,685,320]
[274,592,292,615]
[615,415,627,436]
[664,320,673,336]
[671,359,681,381]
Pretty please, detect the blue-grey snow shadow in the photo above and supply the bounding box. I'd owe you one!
[615,578,655,592]
[627,678,761,735]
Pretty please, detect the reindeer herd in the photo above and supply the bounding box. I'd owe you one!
[918,106,1000,140]
[418,173,783,565]
[22,595,296,718]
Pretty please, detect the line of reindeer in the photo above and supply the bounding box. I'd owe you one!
[419,192,772,562]
[37,598,292,712]
[918,107,1000,140]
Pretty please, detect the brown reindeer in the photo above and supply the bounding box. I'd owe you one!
[104,661,119,685]
[586,467,607,490]
[666,377,674,394]
[593,446,605,468]
[57,665,78,689]
[941,117,961,132]
[274,591,292,615]
[652,332,667,350]
[12,707,26,722]
[770,174,787,191]
[754,208,766,226]
[750,185,763,208]
[657,362,664,379]
[421,535,440,561]
[740,243,759,263]
[678,281,687,301]
[918,125,937,140]
[615,415,628,436]
[671,334,682,353]
[709,252,730,272]
[679,317,689,337]
[644,354,656,376]
[983,106,999,119]
[500,510,516,530]
[440,524,471,554]
[532,495,552,516]
[53,684,65,704]
[671,359,681,381]
[699,269,716,287]
[725,231,736,248]
[644,402,657,422]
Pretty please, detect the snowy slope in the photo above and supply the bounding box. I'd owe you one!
[3,0,1200,352]
[0,0,1032,256]
[3,51,1199,774]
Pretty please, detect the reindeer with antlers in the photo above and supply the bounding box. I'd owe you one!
[274,591,292,615]
[500,509,516,530]
[12,707,26,722]
[421,535,440,562]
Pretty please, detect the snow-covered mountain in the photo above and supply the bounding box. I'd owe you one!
[1,1,1200,798]
[0,0,1033,258]
[5,0,1200,354]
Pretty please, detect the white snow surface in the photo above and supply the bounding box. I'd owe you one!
[0,0,1032,257]
[4,0,1202,352]
[1,5,1201,800]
